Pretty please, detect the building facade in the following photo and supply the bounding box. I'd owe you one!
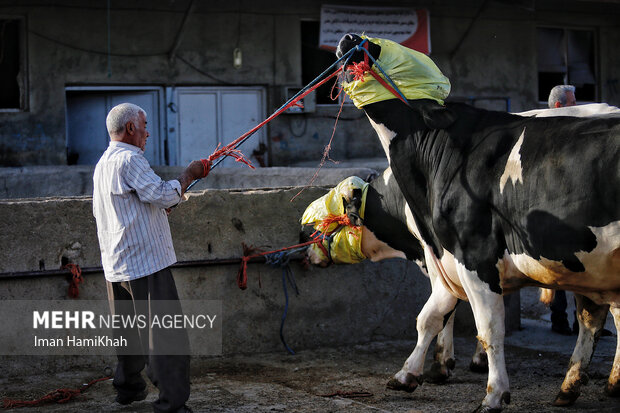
[1,0,618,167]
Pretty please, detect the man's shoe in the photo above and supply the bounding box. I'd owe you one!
[115,389,148,405]
[551,323,573,336]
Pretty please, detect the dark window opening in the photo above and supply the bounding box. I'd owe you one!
[301,20,339,105]
[537,27,596,103]
[0,19,21,109]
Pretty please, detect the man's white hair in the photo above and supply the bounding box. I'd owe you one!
[106,103,146,136]
[548,85,575,109]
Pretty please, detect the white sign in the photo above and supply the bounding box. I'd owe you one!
[320,5,431,54]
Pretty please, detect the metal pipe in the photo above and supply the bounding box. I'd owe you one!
[0,255,304,280]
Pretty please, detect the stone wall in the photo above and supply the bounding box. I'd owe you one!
[0,186,454,375]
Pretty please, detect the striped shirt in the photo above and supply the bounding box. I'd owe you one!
[93,141,182,282]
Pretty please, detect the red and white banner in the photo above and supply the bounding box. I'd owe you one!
[319,5,431,55]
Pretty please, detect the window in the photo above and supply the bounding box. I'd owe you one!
[0,18,27,110]
[301,20,340,105]
[537,27,596,102]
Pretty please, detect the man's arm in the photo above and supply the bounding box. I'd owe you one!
[177,160,209,196]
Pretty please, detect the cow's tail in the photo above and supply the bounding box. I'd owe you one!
[539,288,555,306]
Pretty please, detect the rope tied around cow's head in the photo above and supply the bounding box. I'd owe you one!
[236,213,358,290]
[312,213,356,236]
[348,60,372,82]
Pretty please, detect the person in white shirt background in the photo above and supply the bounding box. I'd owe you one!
[93,103,205,413]
[546,85,612,338]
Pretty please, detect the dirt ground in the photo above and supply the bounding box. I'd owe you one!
[1,314,617,413]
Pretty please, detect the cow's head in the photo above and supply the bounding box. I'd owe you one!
[302,174,420,267]
[301,177,369,268]
[336,33,381,83]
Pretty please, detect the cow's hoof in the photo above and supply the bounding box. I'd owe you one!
[424,360,452,384]
[553,390,579,406]
[471,392,510,412]
[469,359,489,373]
[386,373,422,393]
[604,381,620,397]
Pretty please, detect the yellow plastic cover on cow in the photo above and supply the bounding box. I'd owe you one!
[301,176,369,264]
[342,36,451,108]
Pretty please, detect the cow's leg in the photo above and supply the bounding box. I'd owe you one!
[470,338,489,373]
[456,265,510,413]
[606,305,620,397]
[425,307,457,383]
[426,302,489,382]
[554,293,609,406]
[387,278,458,392]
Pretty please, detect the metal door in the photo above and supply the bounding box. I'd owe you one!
[175,87,266,167]
[66,88,163,165]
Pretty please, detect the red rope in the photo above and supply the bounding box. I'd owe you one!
[314,214,354,233]
[236,213,358,289]
[2,376,111,409]
[345,60,410,106]
[236,239,323,290]
[63,263,82,298]
[206,67,343,170]
[290,73,347,202]
[200,158,211,177]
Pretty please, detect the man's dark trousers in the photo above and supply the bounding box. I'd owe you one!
[107,267,190,413]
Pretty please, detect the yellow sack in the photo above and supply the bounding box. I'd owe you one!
[342,36,451,108]
[301,177,369,264]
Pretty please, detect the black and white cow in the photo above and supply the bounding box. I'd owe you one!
[332,33,620,412]
[307,166,490,383]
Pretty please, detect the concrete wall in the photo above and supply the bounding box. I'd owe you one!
[1,0,619,167]
[0,165,381,199]
[0,186,463,376]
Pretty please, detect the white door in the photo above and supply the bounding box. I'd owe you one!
[176,90,218,167]
[66,88,163,165]
[176,87,266,168]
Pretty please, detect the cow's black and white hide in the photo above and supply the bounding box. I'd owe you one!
[347,167,489,381]
[336,33,620,412]
[306,167,491,384]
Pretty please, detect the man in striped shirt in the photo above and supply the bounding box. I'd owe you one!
[93,103,205,413]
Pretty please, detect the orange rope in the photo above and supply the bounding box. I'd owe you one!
[290,78,347,202]
[237,239,323,290]
[63,263,83,298]
[314,214,354,233]
[237,213,358,289]
[2,376,111,409]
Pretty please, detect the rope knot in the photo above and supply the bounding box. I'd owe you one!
[208,143,256,170]
[200,158,212,178]
[315,214,357,234]
[347,61,372,82]
[237,243,263,290]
